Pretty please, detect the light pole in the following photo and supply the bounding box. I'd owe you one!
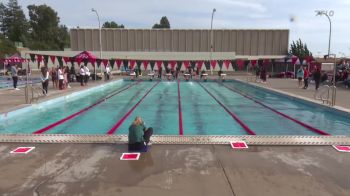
[316,10,336,106]
[315,10,334,57]
[91,8,103,81]
[210,8,216,75]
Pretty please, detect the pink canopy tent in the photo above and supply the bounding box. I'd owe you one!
[73,51,97,65]
[0,53,29,64]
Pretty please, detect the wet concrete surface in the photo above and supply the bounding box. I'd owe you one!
[0,144,349,196]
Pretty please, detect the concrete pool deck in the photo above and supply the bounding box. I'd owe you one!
[1,74,350,195]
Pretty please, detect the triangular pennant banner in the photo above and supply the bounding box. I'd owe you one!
[251,60,257,67]
[37,55,43,63]
[122,60,129,70]
[231,60,237,70]
[190,61,196,69]
[183,61,190,69]
[298,57,304,65]
[149,60,156,70]
[57,56,63,66]
[197,60,204,70]
[129,60,136,70]
[223,60,230,70]
[136,60,142,69]
[116,59,122,69]
[102,59,109,68]
[170,61,177,70]
[291,57,298,65]
[49,56,56,64]
[237,59,244,70]
[263,59,270,66]
[43,55,49,64]
[163,60,169,70]
[63,57,70,64]
[176,61,183,70]
[204,61,211,70]
[210,60,217,70]
[156,61,163,70]
[109,59,116,69]
[29,54,36,62]
[258,59,263,66]
[143,60,149,70]
[217,60,223,70]
[96,59,102,68]
[70,57,75,65]
[244,60,250,70]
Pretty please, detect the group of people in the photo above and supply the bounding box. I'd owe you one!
[49,66,73,91]
[296,66,329,90]
[78,65,91,86]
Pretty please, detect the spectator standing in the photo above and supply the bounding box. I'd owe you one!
[313,68,321,90]
[50,67,58,88]
[296,66,304,88]
[84,65,90,85]
[303,67,309,89]
[58,66,64,90]
[10,64,19,90]
[40,66,49,94]
[79,65,86,86]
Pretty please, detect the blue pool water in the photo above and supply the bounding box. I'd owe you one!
[1,79,350,135]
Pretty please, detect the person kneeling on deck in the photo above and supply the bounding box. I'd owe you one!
[128,116,153,152]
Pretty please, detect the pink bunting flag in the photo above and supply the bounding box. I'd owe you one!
[183,61,190,69]
[197,60,204,70]
[37,55,43,63]
[224,60,230,70]
[143,60,149,70]
[156,61,163,70]
[237,59,244,70]
[129,60,136,69]
[170,61,177,70]
[116,59,122,69]
[210,60,217,70]
[102,59,109,68]
[291,57,298,65]
[251,60,257,67]
[63,57,70,64]
[49,56,56,64]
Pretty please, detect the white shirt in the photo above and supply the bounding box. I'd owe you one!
[84,66,90,76]
[58,69,64,80]
[41,71,49,82]
[80,67,85,76]
[106,67,111,74]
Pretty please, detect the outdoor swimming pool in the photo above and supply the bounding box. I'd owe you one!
[1,79,350,135]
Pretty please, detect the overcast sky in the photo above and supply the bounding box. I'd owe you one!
[18,0,350,56]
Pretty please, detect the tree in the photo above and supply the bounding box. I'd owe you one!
[289,39,313,61]
[0,0,28,43]
[102,21,124,28]
[0,34,17,58]
[27,4,69,50]
[152,16,170,29]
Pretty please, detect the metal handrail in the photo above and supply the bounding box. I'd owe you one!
[329,86,336,106]
[27,84,46,104]
[314,85,330,104]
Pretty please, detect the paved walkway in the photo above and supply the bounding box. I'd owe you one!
[0,73,350,195]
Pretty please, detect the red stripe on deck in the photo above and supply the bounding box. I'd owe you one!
[222,83,330,135]
[107,81,160,135]
[177,80,184,135]
[198,83,256,135]
[33,81,141,134]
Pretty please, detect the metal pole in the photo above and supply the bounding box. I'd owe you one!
[92,8,103,81]
[25,53,29,103]
[210,8,216,75]
[325,14,332,57]
[332,54,336,106]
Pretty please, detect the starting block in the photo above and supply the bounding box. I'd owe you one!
[148,73,155,81]
[165,73,172,80]
[184,73,191,81]
[202,73,208,81]
[130,72,136,80]
[220,73,226,81]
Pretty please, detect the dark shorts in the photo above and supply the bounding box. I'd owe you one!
[298,77,302,81]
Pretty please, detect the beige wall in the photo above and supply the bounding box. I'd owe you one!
[70,29,289,55]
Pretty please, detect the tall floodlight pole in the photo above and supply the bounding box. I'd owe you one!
[316,10,336,105]
[210,8,216,75]
[92,8,103,80]
[315,10,333,57]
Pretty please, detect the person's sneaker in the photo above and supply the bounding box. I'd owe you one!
[147,141,153,146]
[15,88,20,90]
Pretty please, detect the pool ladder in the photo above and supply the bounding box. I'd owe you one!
[25,84,46,104]
[314,85,337,106]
